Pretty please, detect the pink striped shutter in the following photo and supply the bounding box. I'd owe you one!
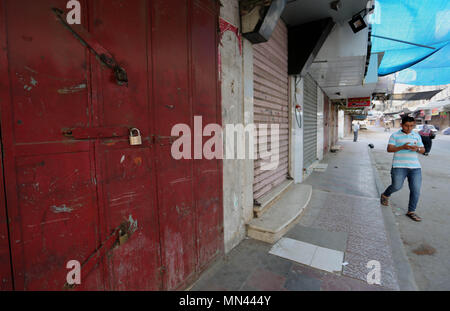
[253,20,289,201]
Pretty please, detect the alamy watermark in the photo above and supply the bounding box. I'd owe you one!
[66,260,81,286]
[66,0,81,24]
[171,116,280,171]
[366,260,382,285]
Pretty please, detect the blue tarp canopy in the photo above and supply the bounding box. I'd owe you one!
[371,0,450,85]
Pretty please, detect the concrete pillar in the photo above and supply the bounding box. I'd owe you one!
[220,0,254,253]
[338,110,345,139]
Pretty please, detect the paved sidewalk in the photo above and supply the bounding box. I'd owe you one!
[191,138,400,291]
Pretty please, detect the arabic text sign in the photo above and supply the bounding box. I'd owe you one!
[347,97,371,108]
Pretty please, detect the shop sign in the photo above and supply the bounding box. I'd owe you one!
[347,97,371,108]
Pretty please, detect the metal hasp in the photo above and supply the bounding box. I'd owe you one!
[63,219,135,290]
[240,0,286,44]
[51,8,128,86]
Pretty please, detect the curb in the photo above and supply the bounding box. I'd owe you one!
[368,148,419,291]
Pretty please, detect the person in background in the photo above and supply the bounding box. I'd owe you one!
[352,122,360,142]
[380,116,425,222]
[419,123,432,156]
[384,119,391,132]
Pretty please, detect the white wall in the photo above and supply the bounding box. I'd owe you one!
[316,22,369,59]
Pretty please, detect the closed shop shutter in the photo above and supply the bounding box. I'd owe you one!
[303,74,318,169]
[253,20,289,201]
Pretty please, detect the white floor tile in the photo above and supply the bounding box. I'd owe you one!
[310,246,344,273]
[269,238,317,266]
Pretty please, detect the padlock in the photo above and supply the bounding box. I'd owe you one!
[129,128,142,146]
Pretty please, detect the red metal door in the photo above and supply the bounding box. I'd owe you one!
[1,0,221,291]
[0,0,105,290]
[0,0,163,291]
[0,0,223,290]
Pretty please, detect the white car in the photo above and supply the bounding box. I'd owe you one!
[413,124,438,136]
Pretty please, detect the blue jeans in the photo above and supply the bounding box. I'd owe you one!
[383,168,422,212]
[353,131,358,141]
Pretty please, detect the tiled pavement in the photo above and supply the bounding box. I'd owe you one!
[191,238,388,291]
[191,138,399,291]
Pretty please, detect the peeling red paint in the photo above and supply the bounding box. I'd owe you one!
[219,18,242,54]
[218,18,242,80]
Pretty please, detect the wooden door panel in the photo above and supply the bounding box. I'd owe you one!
[1,0,104,290]
[152,0,196,290]
[90,0,150,130]
[0,143,12,290]
[6,0,90,144]
[98,143,161,290]
[90,0,161,290]
[157,147,196,290]
[14,152,102,290]
[191,2,223,270]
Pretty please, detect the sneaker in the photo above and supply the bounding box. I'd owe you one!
[380,194,389,206]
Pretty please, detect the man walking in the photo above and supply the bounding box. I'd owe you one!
[380,116,425,221]
[352,122,360,142]
[384,121,391,132]
[419,123,432,156]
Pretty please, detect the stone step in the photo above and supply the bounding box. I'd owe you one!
[330,145,343,152]
[253,179,294,218]
[247,184,313,244]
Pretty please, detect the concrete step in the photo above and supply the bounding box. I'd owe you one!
[247,184,313,244]
[253,180,294,218]
[330,145,343,152]
[313,163,328,172]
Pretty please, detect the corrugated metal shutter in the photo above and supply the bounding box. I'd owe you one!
[253,20,289,201]
[303,74,317,169]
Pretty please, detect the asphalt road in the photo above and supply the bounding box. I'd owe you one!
[359,126,450,290]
